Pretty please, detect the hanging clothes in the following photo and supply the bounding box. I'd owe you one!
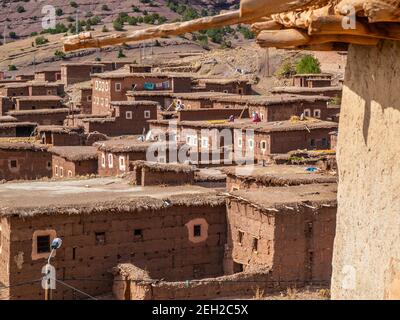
[144,82,155,90]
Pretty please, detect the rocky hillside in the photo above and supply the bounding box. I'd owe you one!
[0,0,239,40]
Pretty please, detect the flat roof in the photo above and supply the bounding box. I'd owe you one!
[223,165,337,186]
[149,118,338,133]
[229,183,337,211]
[0,142,47,152]
[0,122,37,128]
[110,101,159,107]
[7,108,69,116]
[37,125,82,133]
[0,178,224,217]
[93,72,192,79]
[95,137,163,153]
[14,95,63,101]
[270,86,342,94]
[49,146,98,161]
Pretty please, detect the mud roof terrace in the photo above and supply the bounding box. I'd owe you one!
[0,178,224,217]
[229,183,337,212]
[149,118,339,133]
[223,165,337,186]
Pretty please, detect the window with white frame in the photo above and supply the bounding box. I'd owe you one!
[304,109,311,117]
[108,154,113,168]
[105,82,109,92]
[68,170,73,177]
[237,137,243,148]
[201,138,209,148]
[119,156,126,171]
[260,140,267,150]
[248,139,254,150]
[313,109,321,118]
[115,83,122,92]
[55,165,58,176]
[101,153,106,168]
[126,111,133,119]
[95,81,99,90]
[60,167,64,178]
[144,110,151,119]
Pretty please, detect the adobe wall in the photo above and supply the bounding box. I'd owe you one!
[0,150,52,181]
[0,217,11,300]
[7,203,226,299]
[117,270,272,300]
[141,167,195,186]
[16,99,63,111]
[269,129,332,154]
[98,151,147,177]
[29,86,58,96]
[52,155,97,178]
[331,41,400,299]
[51,133,84,146]
[178,108,248,121]
[12,112,67,126]
[226,199,336,284]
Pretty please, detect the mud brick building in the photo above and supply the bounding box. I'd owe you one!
[7,108,70,126]
[79,101,158,137]
[61,62,127,85]
[127,91,174,109]
[223,165,337,192]
[12,96,64,111]
[68,82,92,114]
[37,125,86,146]
[178,108,249,122]
[271,150,337,172]
[0,83,60,97]
[0,179,226,299]
[91,73,191,115]
[129,64,152,73]
[149,118,338,164]
[196,78,252,95]
[0,143,51,181]
[49,146,98,179]
[0,97,13,116]
[224,183,337,284]
[34,69,62,82]
[95,138,176,177]
[293,74,334,88]
[129,161,195,186]
[0,122,37,137]
[15,74,34,81]
[270,86,342,98]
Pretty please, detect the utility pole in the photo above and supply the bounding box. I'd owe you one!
[75,9,79,34]
[3,23,6,45]
[42,238,62,301]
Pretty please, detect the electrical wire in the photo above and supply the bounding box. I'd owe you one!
[53,278,98,300]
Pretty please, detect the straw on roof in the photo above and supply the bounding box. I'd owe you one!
[0,115,17,123]
[36,125,82,134]
[0,142,48,152]
[8,108,69,116]
[110,101,159,107]
[228,183,337,212]
[0,121,37,129]
[222,165,337,186]
[131,160,195,173]
[49,146,98,161]
[270,86,342,94]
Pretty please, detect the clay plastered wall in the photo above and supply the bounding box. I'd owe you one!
[7,204,226,299]
[122,271,271,300]
[331,41,400,300]
[0,217,11,299]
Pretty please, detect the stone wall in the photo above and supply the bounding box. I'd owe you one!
[331,41,400,299]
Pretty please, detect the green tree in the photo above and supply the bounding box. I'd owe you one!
[295,55,321,74]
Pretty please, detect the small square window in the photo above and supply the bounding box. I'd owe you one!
[37,235,50,254]
[133,229,143,240]
[144,110,151,119]
[126,111,133,120]
[193,225,202,237]
[260,140,267,150]
[115,83,122,92]
[87,96,92,102]
[10,160,17,168]
[95,232,106,245]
